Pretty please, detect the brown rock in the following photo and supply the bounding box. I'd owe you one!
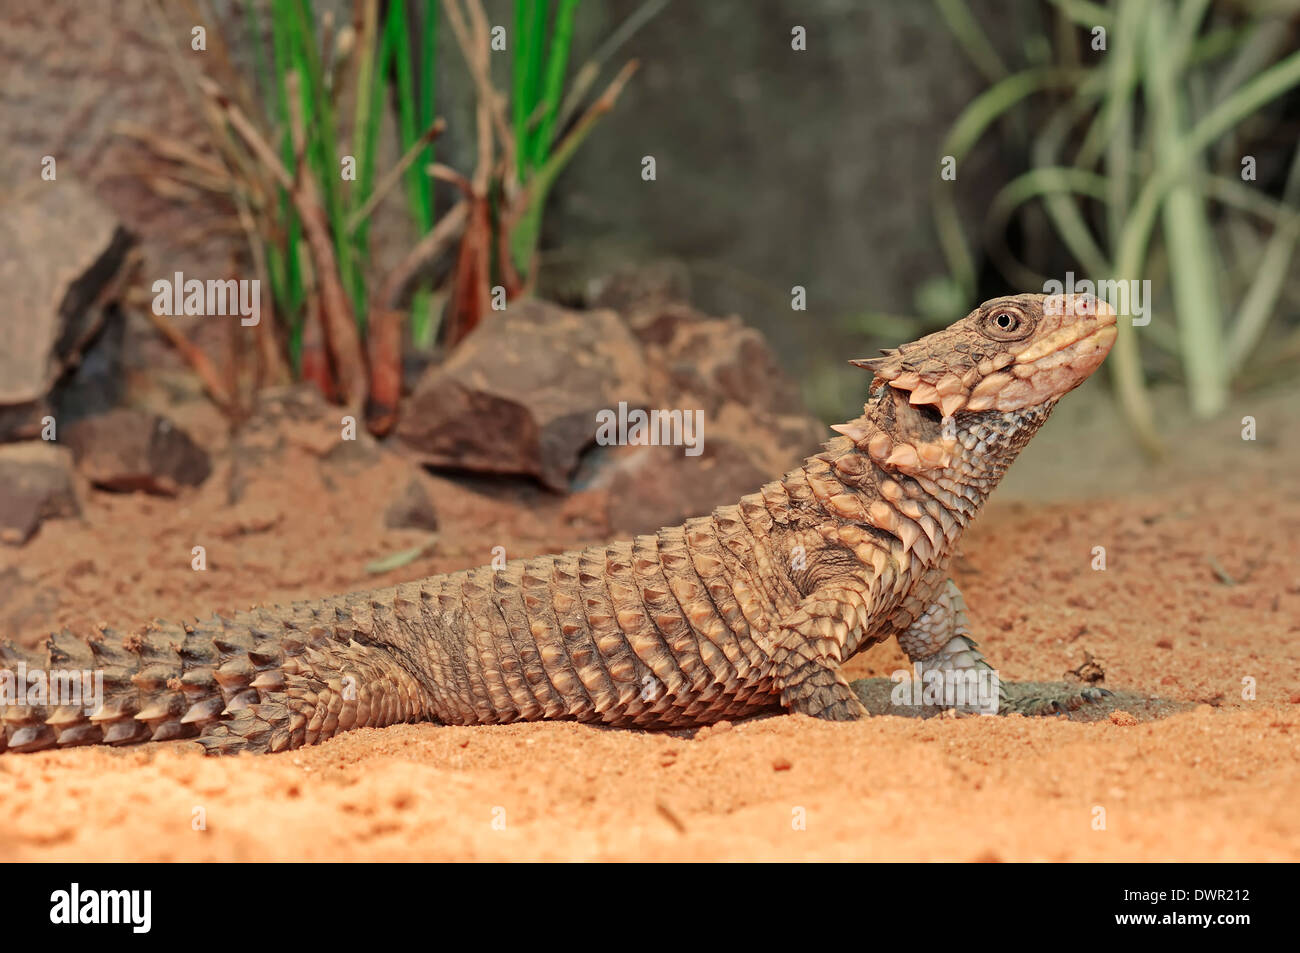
[661,315,806,418]
[66,409,210,496]
[395,300,652,491]
[590,259,692,318]
[0,442,81,544]
[623,302,704,348]
[581,438,771,537]
[384,475,440,533]
[0,183,133,441]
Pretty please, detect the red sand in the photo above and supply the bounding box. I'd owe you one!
[1,384,1297,861]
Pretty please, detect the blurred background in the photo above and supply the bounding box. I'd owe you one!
[3,0,1297,440]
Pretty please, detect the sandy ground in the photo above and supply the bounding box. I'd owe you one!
[1,379,1297,861]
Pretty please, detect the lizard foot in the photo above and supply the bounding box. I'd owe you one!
[1002,682,1111,717]
[811,692,870,722]
[784,671,870,721]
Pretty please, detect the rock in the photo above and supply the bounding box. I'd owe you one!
[568,303,825,534]
[66,409,210,496]
[589,259,691,316]
[396,299,652,491]
[659,315,807,420]
[384,475,440,533]
[395,294,822,533]
[577,438,771,537]
[0,443,81,545]
[0,183,133,442]
[51,304,127,429]
[623,302,705,349]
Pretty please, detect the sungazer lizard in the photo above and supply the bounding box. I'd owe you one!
[0,293,1117,754]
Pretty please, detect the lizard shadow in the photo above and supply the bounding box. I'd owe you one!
[848,677,1192,722]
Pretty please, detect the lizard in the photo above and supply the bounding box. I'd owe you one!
[0,292,1117,754]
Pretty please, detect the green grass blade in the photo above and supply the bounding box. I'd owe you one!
[288,0,359,320]
[389,0,428,226]
[531,0,579,169]
[1226,142,1300,374]
[419,2,437,213]
[934,67,1082,298]
[1146,0,1224,418]
[1045,0,1113,30]
[268,0,305,343]
[387,0,435,343]
[510,63,631,275]
[986,166,1109,286]
[934,0,1007,85]
[1107,43,1300,436]
[514,0,548,178]
[1032,100,1111,278]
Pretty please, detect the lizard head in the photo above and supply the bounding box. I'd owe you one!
[851,293,1117,416]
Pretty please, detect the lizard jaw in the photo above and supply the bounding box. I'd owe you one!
[852,293,1118,417]
[1001,294,1118,407]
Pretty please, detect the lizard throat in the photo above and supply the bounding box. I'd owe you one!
[807,390,1058,568]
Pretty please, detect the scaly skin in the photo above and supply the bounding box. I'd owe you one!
[0,293,1117,754]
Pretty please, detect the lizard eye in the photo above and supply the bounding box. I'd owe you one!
[979,306,1034,341]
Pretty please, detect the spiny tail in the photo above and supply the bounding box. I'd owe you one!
[0,596,430,755]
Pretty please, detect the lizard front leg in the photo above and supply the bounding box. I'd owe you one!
[771,587,870,721]
[897,578,1107,716]
[896,578,1004,714]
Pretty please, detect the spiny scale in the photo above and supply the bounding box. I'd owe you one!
[0,398,1047,754]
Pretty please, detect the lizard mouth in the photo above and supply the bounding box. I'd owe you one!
[962,295,1117,412]
[1016,294,1117,373]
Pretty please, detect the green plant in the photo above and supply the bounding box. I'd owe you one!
[934,0,1300,453]
[132,0,652,429]
[509,0,579,278]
